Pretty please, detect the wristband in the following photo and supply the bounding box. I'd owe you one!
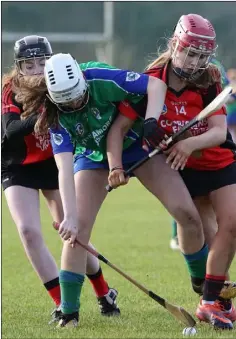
[110,166,123,173]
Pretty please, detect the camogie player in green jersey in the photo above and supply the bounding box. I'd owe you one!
[25,53,205,328]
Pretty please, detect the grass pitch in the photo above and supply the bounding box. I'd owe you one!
[2,179,236,338]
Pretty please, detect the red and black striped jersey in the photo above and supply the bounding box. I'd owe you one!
[119,63,236,170]
[1,83,53,168]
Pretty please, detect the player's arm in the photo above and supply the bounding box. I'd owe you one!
[166,113,227,171]
[83,64,167,121]
[145,76,167,120]
[185,115,227,151]
[2,113,38,140]
[189,83,227,150]
[50,126,78,241]
[107,114,134,170]
[1,89,37,141]
[106,114,134,188]
[165,84,227,171]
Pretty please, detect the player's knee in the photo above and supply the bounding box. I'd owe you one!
[217,216,236,239]
[18,224,42,247]
[77,219,93,243]
[175,206,202,230]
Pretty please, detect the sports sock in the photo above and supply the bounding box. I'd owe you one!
[203,274,226,303]
[59,270,85,314]
[183,244,208,293]
[87,267,109,297]
[190,276,205,294]
[44,277,61,306]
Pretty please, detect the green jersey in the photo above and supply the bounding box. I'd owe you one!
[51,61,149,161]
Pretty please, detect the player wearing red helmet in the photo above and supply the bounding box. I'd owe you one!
[110,14,236,330]
[171,14,217,81]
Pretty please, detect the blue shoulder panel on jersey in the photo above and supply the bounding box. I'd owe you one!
[83,67,149,94]
[50,126,74,154]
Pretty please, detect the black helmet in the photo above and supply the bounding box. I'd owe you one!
[14,35,52,61]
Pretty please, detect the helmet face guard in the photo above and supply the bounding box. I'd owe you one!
[171,14,217,81]
[16,56,51,76]
[14,35,52,75]
[172,39,214,81]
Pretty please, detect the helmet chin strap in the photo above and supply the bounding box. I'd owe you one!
[77,91,89,111]
[172,66,205,82]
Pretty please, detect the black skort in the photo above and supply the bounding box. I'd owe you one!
[1,157,59,191]
[180,162,236,198]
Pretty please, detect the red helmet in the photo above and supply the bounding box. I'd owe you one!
[171,14,217,81]
[173,14,217,54]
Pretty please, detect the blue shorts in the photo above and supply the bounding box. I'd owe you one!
[226,102,236,125]
[227,111,236,125]
[74,140,148,175]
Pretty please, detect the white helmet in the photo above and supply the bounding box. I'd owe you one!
[44,53,87,105]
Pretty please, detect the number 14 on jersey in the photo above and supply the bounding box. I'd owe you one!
[175,105,187,115]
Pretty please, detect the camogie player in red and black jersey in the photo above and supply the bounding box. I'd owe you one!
[1,36,120,324]
[107,14,236,330]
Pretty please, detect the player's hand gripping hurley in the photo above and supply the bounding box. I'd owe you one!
[106,84,235,192]
[53,221,196,327]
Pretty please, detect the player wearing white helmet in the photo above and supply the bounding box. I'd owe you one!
[45,54,89,112]
[2,45,130,326]
[40,53,171,328]
[22,53,204,328]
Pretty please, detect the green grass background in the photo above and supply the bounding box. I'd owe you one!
[2,179,236,338]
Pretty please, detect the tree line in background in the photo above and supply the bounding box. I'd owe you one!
[2,1,236,71]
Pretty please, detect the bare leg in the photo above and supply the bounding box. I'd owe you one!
[193,196,218,248]
[196,185,236,330]
[42,189,101,275]
[208,184,236,276]
[134,154,204,254]
[42,189,64,224]
[58,170,112,323]
[61,169,108,274]
[5,186,58,283]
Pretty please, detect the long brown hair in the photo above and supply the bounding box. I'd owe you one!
[2,66,58,134]
[2,65,27,96]
[145,38,221,88]
[16,75,59,134]
[34,95,59,135]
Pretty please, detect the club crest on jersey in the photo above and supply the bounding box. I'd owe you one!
[76,123,84,136]
[126,72,140,82]
[91,107,101,120]
[161,104,168,115]
[52,133,63,146]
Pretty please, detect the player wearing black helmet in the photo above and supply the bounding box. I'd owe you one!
[2,36,120,326]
